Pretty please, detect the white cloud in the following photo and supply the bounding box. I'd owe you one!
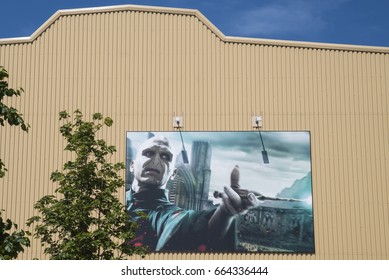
[230,0,350,38]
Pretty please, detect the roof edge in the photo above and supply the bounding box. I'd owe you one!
[1,4,388,54]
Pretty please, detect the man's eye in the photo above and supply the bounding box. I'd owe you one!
[144,151,154,157]
[161,153,171,161]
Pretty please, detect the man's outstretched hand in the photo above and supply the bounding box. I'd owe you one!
[208,166,259,242]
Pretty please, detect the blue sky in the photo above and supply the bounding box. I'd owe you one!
[1,0,389,47]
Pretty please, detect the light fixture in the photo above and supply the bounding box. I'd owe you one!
[252,116,263,128]
[253,115,269,164]
[173,116,189,164]
[173,116,183,129]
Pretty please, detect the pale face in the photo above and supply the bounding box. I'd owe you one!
[131,136,176,192]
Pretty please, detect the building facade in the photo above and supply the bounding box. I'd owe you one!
[0,5,388,259]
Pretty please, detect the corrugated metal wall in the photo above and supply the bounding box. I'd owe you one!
[0,6,388,260]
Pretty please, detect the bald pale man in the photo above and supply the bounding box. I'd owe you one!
[126,135,258,252]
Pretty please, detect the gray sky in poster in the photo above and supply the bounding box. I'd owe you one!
[126,131,311,198]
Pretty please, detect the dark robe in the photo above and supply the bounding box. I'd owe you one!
[126,188,236,252]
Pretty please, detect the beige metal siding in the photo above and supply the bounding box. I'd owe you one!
[0,6,388,259]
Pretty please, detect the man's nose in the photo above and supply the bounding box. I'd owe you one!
[151,153,162,165]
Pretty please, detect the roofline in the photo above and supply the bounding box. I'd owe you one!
[1,4,389,54]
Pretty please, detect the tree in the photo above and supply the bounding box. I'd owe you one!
[27,110,148,259]
[0,210,30,260]
[0,66,29,178]
[0,66,31,259]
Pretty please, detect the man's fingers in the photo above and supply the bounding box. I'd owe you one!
[224,186,243,211]
[221,192,238,216]
[246,192,260,207]
[224,185,240,200]
[230,165,240,187]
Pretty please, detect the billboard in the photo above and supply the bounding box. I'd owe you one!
[126,131,314,253]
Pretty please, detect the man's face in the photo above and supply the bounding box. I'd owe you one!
[132,136,176,190]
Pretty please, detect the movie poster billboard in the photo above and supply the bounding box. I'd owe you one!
[125,131,314,253]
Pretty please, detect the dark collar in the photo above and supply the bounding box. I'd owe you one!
[128,188,175,211]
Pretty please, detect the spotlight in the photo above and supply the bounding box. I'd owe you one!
[173,116,189,164]
[253,115,269,164]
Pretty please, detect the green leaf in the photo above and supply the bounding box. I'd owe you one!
[92,113,103,120]
[59,110,70,120]
[104,117,113,127]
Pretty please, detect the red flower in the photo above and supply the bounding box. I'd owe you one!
[197,244,207,252]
